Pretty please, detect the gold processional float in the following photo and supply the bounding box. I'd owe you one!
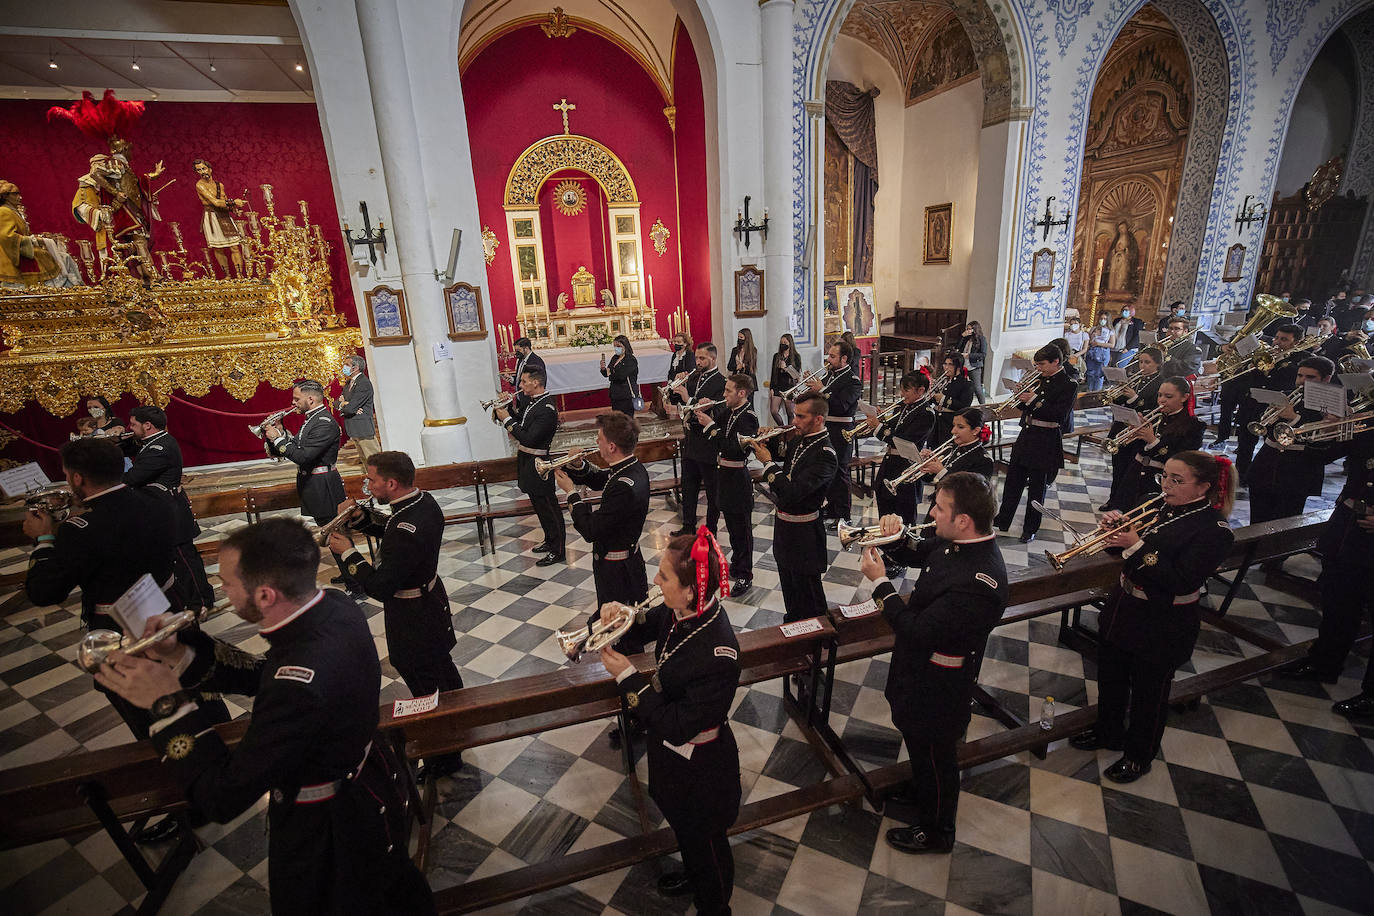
[0,184,361,418]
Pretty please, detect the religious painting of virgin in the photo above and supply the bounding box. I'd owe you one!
[444,281,487,341]
[924,204,952,265]
[1222,243,1246,282]
[836,284,877,338]
[734,265,765,317]
[364,285,411,346]
[1030,248,1056,292]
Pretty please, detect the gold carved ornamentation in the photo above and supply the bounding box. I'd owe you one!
[649,218,670,257]
[505,136,638,208]
[663,106,677,131]
[481,225,500,265]
[553,180,587,216]
[541,7,577,39]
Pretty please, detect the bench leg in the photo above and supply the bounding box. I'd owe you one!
[1057,602,1102,657]
[969,685,1046,759]
[1210,542,1258,618]
[79,782,199,915]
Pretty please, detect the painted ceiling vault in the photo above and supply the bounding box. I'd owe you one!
[838,0,982,105]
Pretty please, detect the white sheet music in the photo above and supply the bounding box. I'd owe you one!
[1248,387,1291,406]
[1110,406,1142,426]
[891,437,922,461]
[110,573,172,638]
[0,462,52,499]
[1304,381,1348,417]
[1339,372,1374,393]
[1234,334,1261,357]
[1103,366,1129,382]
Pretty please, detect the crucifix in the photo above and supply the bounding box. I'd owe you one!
[553,98,577,134]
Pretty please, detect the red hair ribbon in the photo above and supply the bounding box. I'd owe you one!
[978,423,992,444]
[690,525,730,613]
[1212,454,1234,509]
[1184,374,1198,416]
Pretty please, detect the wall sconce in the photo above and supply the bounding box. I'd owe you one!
[1033,195,1070,240]
[733,195,769,250]
[343,201,387,265]
[1234,194,1267,235]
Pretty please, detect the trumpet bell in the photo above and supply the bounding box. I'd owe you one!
[1271,422,1296,447]
[77,629,126,672]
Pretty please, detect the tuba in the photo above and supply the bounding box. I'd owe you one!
[1215,294,1297,373]
[556,586,664,661]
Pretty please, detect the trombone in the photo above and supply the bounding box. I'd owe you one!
[1248,386,1302,436]
[1272,410,1374,446]
[535,451,583,479]
[987,371,1044,416]
[782,368,825,400]
[556,586,664,661]
[837,520,935,550]
[844,400,903,443]
[883,436,960,493]
[1044,493,1166,571]
[1103,407,1164,454]
[739,426,793,450]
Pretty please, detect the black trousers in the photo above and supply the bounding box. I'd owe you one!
[996,462,1051,536]
[1215,381,1245,439]
[778,568,826,622]
[680,457,720,531]
[394,636,465,773]
[1094,640,1175,764]
[896,725,960,832]
[722,509,753,582]
[308,508,363,590]
[875,469,920,523]
[171,540,215,609]
[591,553,650,654]
[1247,485,1309,526]
[1235,428,1261,481]
[610,395,636,417]
[825,437,853,521]
[529,489,566,554]
[1310,508,1374,686]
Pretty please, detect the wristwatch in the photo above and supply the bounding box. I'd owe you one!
[151,689,194,720]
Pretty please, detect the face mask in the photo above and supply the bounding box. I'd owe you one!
[89,407,104,418]
[1099,319,1108,326]
[670,343,679,352]
[341,366,352,377]
[614,346,624,356]
[737,338,745,345]
[1071,323,1080,330]
[1364,320,1374,332]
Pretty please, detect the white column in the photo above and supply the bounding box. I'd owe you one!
[353,0,470,464]
[760,0,798,353]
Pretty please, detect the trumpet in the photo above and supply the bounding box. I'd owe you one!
[783,368,825,400]
[739,426,793,450]
[77,603,227,673]
[1248,386,1303,436]
[556,586,664,661]
[987,371,1044,416]
[883,436,960,493]
[845,400,903,442]
[535,451,584,478]
[837,520,935,550]
[248,408,292,441]
[480,393,513,411]
[313,498,374,545]
[1272,410,1374,446]
[1044,493,1166,571]
[1101,366,1155,403]
[24,485,75,521]
[1103,407,1164,454]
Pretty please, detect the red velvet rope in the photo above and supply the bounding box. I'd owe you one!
[0,419,61,453]
[167,393,283,419]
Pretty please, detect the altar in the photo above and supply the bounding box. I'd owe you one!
[540,339,673,396]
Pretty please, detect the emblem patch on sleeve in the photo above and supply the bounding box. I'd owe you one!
[397,522,417,533]
[1217,520,1230,529]
[165,733,195,760]
[64,516,89,528]
[274,665,315,684]
[1142,551,1159,566]
[975,572,998,589]
[714,646,738,660]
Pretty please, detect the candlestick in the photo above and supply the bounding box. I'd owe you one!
[299,200,310,225]
[260,183,275,215]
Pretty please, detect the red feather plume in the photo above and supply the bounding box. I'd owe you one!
[47,90,145,143]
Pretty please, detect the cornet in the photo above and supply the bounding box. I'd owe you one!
[1248,386,1303,436]
[77,602,229,673]
[535,452,583,479]
[845,400,903,443]
[782,368,824,400]
[988,371,1044,416]
[313,499,373,546]
[248,408,292,441]
[1044,493,1166,571]
[24,485,75,521]
[658,369,699,400]
[883,436,960,493]
[556,586,664,661]
[837,520,935,550]
[1103,407,1164,454]
[738,426,793,450]
[480,393,513,411]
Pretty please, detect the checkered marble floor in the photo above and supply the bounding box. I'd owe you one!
[1,412,1371,915]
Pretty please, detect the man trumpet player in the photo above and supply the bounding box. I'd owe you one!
[699,372,760,593]
[808,339,863,528]
[669,342,726,536]
[328,450,464,782]
[993,345,1075,543]
[496,366,565,565]
[872,371,936,528]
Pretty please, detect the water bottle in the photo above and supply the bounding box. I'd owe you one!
[1040,696,1055,730]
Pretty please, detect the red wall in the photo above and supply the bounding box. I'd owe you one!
[461,23,711,367]
[0,99,357,470]
[538,173,609,299]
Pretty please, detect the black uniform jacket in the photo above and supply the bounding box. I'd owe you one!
[1099,499,1233,667]
[1319,428,1374,556]
[510,350,546,415]
[269,405,344,520]
[602,353,639,403]
[672,367,727,463]
[123,430,200,542]
[875,402,936,489]
[1010,369,1076,471]
[504,392,559,492]
[873,533,1008,741]
[567,455,651,558]
[1133,410,1206,477]
[26,484,179,628]
[770,350,802,390]
[1238,358,1302,424]
[1248,404,1332,496]
[821,365,863,435]
[933,375,976,442]
[705,403,760,507]
[761,430,838,570]
[1106,370,1162,449]
[933,441,996,482]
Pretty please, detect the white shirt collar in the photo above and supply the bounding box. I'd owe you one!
[954,532,997,544]
[84,483,127,502]
[259,589,325,634]
[391,488,422,507]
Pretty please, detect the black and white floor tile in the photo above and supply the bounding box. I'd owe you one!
[1,412,1370,915]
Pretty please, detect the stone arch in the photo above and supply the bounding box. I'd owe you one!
[504,134,640,207]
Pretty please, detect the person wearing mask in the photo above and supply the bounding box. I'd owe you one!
[1085,313,1114,391]
[84,395,126,438]
[1290,298,1319,331]
[768,333,802,425]
[699,374,760,594]
[600,334,639,417]
[1110,307,1144,368]
[959,321,987,403]
[1064,316,1090,363]
[1113,377,1206,510]
[335,355,380,462]
[1069,451,1235,783]
[727,328,759,409]
[667,331,695,382]
[506,337,545,416]
[1156,301,1187,334]
[670,343,727,536]
[930,353,976,444]
[992,344,1075,542]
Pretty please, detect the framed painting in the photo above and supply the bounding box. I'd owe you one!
[1030,248,1056,291]
[1222,243,1246,282]
[363,285,411,346]
[835,283,878,338]
[734,265,765,317]
[443,281,488,341]
[924,203,952,264]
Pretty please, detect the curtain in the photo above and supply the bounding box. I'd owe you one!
[825,81,879,283]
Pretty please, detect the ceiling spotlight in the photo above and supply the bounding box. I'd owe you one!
[209,58,216,72]
[294,62,303,72]
[48,57,58,70]
[131,58,140,71]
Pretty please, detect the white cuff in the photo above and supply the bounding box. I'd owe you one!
[169,646,196,679]
[342,547,363,562]
[1122,539,1146,559]
[870,575,892,589]
[615,667,636,684]
[272,436,287,445]
[150,703,198,735]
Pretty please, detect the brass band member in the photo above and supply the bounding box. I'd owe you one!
[1160,316,1203,378]
[752,392,838,621]
[916,408,996,525]
[124,405,215,612]
[1232,323,1304,480]
[1114,377,1205,510]
[873,371,936,527]
[859,472,1008,853]
[328,451,464,782]
[700,372,760,593]
[507,337,545,415]
[598,530,741,913]
[993,344,1076,542]
[1070,451,1236,783]
[555,411,651,651]
[495,366,565,566]
[1246,356,1335,526]
[809,339,863,527]
[1101,347,1163,512]
[264,380,362,597]
[931,352,977,443]
[670,342,726,536]
[94,518,436,915]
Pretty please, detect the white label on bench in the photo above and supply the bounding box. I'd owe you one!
[393,689,440,718]
[780,619,824,637]
[839,599,878,619]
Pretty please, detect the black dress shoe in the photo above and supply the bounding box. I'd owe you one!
[730,578,753,595]
[1280,659,1340,684]
[330,575,346,585]
[1104,756,1152,784]
[994,518,1011,533]
[656,871,693,896]
[1206,438,1228,451]
[885,826,954,854]
[535,553,565,567]
[415,759,463,784]
[671,526,693,538]
[345,587,368,602]
[531,542,551,554]
[1332,692,1374,718]
[132,817,182,845]
[1069,728,1124,751]
[1019,532,1037,543]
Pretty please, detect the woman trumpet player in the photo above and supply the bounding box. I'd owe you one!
[1112,377,1205,511]
[930,352,977,444]
[872,371,937,528]
[1100,346,1164,512]
[1068,451,1235,783]
[917,408,995,518]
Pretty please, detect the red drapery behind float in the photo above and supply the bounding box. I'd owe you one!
[0,99,358,473]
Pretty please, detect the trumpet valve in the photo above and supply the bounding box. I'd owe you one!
[1046,550,1068,572]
